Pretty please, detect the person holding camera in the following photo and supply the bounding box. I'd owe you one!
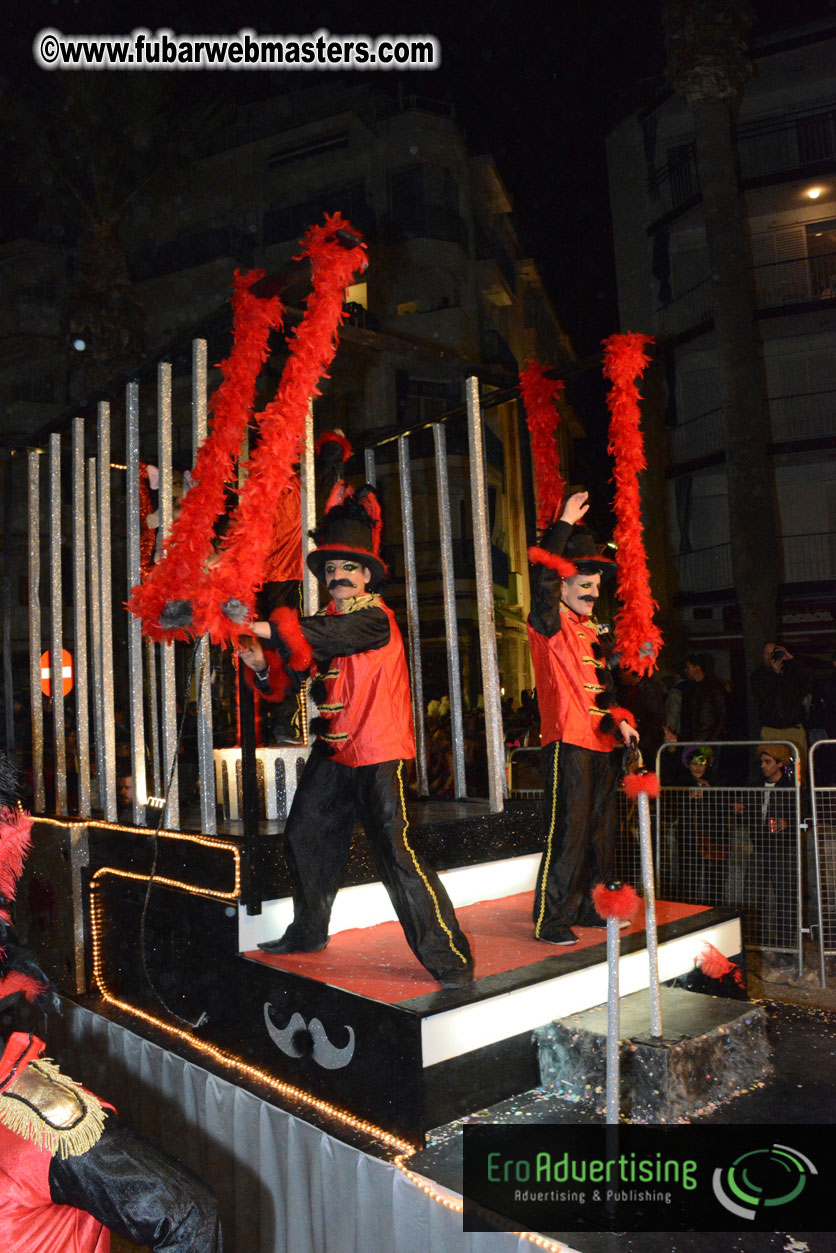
[750,641,813,765]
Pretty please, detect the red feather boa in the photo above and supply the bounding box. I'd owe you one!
[0,969,47,1004]
[129,269,284,641]
[271,607,313,672]
[602,332,664,676]
[195,213,367,644]
[527,546,577,578]
[622,770,660,799]
[591,881,640,922]
[519,360,566,533]
[0,809,33,921]
[697,941,745,988]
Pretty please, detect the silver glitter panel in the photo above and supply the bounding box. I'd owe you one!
[606,918,621,1125]
[49,434,67,813]
[398,435,427,795]
[465,377,505,812]
[87,458,105,818]
[364,447,376,487]
[125,382,148,827]
[97,403,117,822]
[638,790,663,1038]
[27,450,45,813]
[158,362,179,828]
[193,339,216,832]
[432,422,466,797]
[145,637,161,797]
[72,420,91,817]
[300,402,318,618]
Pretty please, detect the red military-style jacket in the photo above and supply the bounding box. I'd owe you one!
[312,597,415,767]
[528,606,617,753]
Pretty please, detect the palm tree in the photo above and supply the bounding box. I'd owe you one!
[663,0,780,728]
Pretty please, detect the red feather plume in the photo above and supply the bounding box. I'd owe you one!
[0,809,33,919]
[622,770,660,799]
[696,941,745,988]
[527,546,577,578]
[519,361,566,533]
[591,881,640,922]
[0,969,47,1004]
[602,332,664,676]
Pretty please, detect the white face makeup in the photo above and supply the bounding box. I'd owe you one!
[561,570,601,617]
[324,558,371,601]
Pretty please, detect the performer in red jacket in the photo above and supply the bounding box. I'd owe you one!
[239,487,473,989]
[528,491,638,946]
[0,757,223,1252]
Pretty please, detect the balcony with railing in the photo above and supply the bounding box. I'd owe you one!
[677,532,836,594]
[669,391,836,465]
[656,252,836,338]
[645,104,836,228]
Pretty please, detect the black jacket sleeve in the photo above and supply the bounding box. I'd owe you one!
[528,521,572,638]
[49,1117,223,1252]
[299,606,390,664]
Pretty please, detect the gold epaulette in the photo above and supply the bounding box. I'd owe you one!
[0,1058,107,1159]
[332,593,382,615]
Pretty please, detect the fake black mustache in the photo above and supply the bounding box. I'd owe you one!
[328,578,355,590]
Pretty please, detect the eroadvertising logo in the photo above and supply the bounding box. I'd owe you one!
[463,1125,827,1233]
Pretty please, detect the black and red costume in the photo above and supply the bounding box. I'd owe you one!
[527,522,635,940]
[250,489,473,987]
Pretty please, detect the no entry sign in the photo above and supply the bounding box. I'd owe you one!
[40,649,74,698]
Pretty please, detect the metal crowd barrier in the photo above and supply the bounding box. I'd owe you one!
[809,737,836,986]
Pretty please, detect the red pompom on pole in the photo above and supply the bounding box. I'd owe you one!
[622,769,660,800]
[592,880,641,923]
[519,360,566,534]
[602,332,663,676]
[696,941,745,989]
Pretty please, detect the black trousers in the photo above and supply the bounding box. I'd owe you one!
[532,740,621,938]
[279,751,473,981]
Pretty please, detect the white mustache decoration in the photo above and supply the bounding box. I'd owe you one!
[264,1004,356,1070]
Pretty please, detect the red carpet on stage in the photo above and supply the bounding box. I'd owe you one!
[246,894,709,1004]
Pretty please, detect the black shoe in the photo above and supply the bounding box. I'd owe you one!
[438,965,475,989]
[536,926,579,946]
[258,935,328,955]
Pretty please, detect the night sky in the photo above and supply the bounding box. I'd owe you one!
[2,0,833,498]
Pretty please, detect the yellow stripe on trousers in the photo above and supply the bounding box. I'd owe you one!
[396,760,468,965]
[534,742,560,938]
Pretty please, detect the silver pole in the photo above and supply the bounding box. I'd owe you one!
[605,916,621,1124]
[364,446,376,487]
[398,434,427,795]
[637,789,663,1038]
[158,362,179,828]
[126,382,148,827]
[146,638,161,797]
[300,403,318,617]
[72,420,91,817]
[49,434,67,814]
[465,376,505,812]
[809,742,828,988]
[97,403,117,822]
[432,422,466,797]
[27,451,45,813]
[193,339,216,833]
[87,458,105,817]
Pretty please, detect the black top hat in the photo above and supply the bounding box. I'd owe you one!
[306,485,387,589]
[541,522,617,580]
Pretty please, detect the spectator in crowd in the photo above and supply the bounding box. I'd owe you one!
[750,641,812,764]
[753,742,798,957]
[677,745,726,904]
[679,652,727,745]
[616,665,668,767]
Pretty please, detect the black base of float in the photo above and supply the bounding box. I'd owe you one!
[535,985,771,1122]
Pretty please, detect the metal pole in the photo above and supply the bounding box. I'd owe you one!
[300,402,318,617]
[97,403,117,822]
[2,452,14,757]
[87,458,105,817]
[637,788,663,1038]
[193,339,216,832]
[157,363,179,828]
[465,376,505,812]
[398,434,427,795]
[808,741,828,989]
[432,422,466,797]
[605,916,621,1124]
[49,434,67,814]
[125,383,148,827]
[72,420,91,817]
[364,446,376,487]
[27,451,45,813]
